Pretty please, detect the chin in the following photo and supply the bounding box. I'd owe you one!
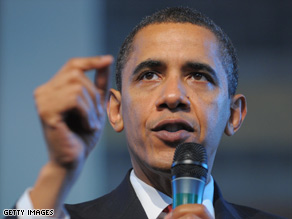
[149,158,173,174]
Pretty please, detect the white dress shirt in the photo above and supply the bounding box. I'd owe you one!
[130,170,215,219]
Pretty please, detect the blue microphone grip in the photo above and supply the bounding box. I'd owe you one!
[172,176,205,209]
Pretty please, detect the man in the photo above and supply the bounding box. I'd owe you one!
[13,7,283,219]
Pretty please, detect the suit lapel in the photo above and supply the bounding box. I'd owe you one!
[66,170,148,219]
[110,170,148,218]
[213,181,241,219]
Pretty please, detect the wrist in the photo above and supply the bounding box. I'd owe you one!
[30,161,83,210]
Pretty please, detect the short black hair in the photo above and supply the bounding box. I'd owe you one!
[115,7,238,96]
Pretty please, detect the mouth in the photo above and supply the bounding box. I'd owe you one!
[152,120,194,132]
[151,119,195,145]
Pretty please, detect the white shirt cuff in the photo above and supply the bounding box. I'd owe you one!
[16,188,70,219]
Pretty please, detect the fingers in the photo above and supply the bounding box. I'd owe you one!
[95,65,112,107]
[60,55,114,72]
[165,204,212,219]
[53,69,101,113]
[34,55,114,131]
[35,81,96,131]
[64,86,99,132]
[60,55,113,108]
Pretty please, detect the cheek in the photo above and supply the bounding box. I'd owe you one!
[196,93,230,139]
[121,91,149,144]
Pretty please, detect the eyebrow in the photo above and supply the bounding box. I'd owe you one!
[132,59,165,76]
[183,62,218,81]
[132,59,219,82]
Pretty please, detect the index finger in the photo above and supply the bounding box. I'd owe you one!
[95,63,113,107]
[61,55,114,72]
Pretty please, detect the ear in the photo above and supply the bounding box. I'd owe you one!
[107,88,124,132]
[225,94,247,136]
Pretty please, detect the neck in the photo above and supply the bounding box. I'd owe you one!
[132,160,213,196]
[132,162,172,197]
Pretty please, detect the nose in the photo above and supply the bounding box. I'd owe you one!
[155,76,190,111]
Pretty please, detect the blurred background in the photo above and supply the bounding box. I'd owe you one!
[0,0,291,218]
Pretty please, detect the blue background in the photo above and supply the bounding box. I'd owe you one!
[0,0,291,218]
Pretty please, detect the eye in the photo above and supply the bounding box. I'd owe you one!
[140,71,160,81]
[189,72,211,82]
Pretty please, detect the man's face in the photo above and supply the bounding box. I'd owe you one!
[118,23,231,177]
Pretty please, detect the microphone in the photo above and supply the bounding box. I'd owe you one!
[171,143,208,209]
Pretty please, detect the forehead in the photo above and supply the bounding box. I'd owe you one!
[134,22,218,50]
[122,22,225,81]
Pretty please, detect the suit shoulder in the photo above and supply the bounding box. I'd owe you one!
[64,170,147,219]
[229,202,286,219]
[65,191,115,219]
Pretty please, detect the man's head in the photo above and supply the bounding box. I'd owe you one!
[116,7,238,96]
[107,7,246,193]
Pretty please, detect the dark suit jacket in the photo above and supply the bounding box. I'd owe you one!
[65,170,284,219]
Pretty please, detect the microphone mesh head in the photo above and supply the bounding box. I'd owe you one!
[171,143,208,180]
[173,142,207,163]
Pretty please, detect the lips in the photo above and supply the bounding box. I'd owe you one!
[151,119,195,144]
[152,120,194,132]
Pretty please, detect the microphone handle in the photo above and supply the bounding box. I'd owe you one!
[172,177,205,209]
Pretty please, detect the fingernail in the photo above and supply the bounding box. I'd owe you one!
[101,55,114,62]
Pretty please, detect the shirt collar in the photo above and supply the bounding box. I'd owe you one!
[130,169,215,219]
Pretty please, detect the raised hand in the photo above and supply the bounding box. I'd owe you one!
[30,55,113,211]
